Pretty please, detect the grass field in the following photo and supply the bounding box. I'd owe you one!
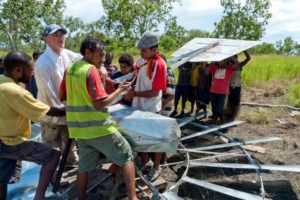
[242,54,300,86]
[241,54,300,107]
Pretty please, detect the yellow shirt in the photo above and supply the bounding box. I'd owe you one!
[0,75,50,145]
[190,63,200,87]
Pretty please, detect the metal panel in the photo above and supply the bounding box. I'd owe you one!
[177,111,205,127]
[191,137,282,151]
[162,191,184,200]
[171,38,261,64]
[108,104,181,152]
[189,162,300,173]
[180,120,244,141]
[169,41,219,70]
[112,72,134,82]
[182,176,269,200]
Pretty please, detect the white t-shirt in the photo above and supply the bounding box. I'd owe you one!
[34,45,82,124]
[132,56,167,113]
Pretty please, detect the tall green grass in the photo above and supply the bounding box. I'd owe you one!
[288,84,300,107]
[242,54,300,85]
[241,54,300,107]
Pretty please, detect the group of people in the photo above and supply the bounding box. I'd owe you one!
[171,51,250,124]
[0,23,172,200]
[0,22,250,200]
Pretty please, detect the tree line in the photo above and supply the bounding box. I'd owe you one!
[0,0,299,55]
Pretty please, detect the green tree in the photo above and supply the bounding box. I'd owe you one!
[100,0,180,43]
[276,37,297,55]
[251,42,277,54]
[0,0,65,51]
[164,16,187,45]
[294,44,300,55]
[160,35,177,51]
[213,0,272,40]
[183,29,211,43]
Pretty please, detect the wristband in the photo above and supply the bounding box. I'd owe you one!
[133,91,137,97]
[115,89,121,96]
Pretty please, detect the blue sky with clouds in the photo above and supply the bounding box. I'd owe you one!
[65,0,300,44]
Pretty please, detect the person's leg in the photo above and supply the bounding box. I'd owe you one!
[77,171,88,200]
[139,152,153,172]
[145,152,162,181]
[160,153,167,164]
[0,151,22,200]
[203,104,207,117]
[173,100,178,113]
[89,133,137,199]
[0,184,7,200]
[188,86,196,114]
[232,105,240,118]
[76,139,100,200]
[40,123,59,148]
[181,99,186,115]
[231,87,241,119]
[217,94,226,125]
[181,85,190,115]
[172,85,182,115]
[210,93,217,123]
[0,140,60,200]
[34,150,60,200]
[153,153,162,169]
[196,102,200,113]
[226,87,235,119]
[122,162,138,200]
[189,100,195,114]
[59,125,78,165]
[140,152,150,164]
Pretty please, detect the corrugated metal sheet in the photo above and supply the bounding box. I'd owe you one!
[171,38,261,63]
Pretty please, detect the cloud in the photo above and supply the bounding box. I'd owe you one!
[262,0,300,42]
[64,0,104,23]
[63,0,300,43]
[172,0,222,32]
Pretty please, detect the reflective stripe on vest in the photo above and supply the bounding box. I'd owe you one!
[66,60,118,139]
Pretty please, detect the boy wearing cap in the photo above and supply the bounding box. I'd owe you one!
[133,31,167,182]
[34,24,81,165]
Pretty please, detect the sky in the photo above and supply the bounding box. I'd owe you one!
[64,0,300,44]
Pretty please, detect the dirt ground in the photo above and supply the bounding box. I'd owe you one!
[160,84,300,200]
[52,84,300,200]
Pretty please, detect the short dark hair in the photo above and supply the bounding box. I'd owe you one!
[4,51,32,73]
[32,50,43,59]
[118,53,134,67]
[80,36,105,55]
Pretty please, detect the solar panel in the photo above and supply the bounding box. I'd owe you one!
[171,38,261,65]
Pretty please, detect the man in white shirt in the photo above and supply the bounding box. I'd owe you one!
[34,24,80,164]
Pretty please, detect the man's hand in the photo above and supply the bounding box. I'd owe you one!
[118,82,132,94]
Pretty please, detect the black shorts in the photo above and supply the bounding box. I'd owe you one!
[228,86,241,106]
[210,93,226,117]
[0,140,59,184]
[188,86,197,102]
[196,88,210,105]
[175,85,189,101]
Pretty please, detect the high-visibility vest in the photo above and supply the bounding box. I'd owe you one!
[66,60,118,139]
